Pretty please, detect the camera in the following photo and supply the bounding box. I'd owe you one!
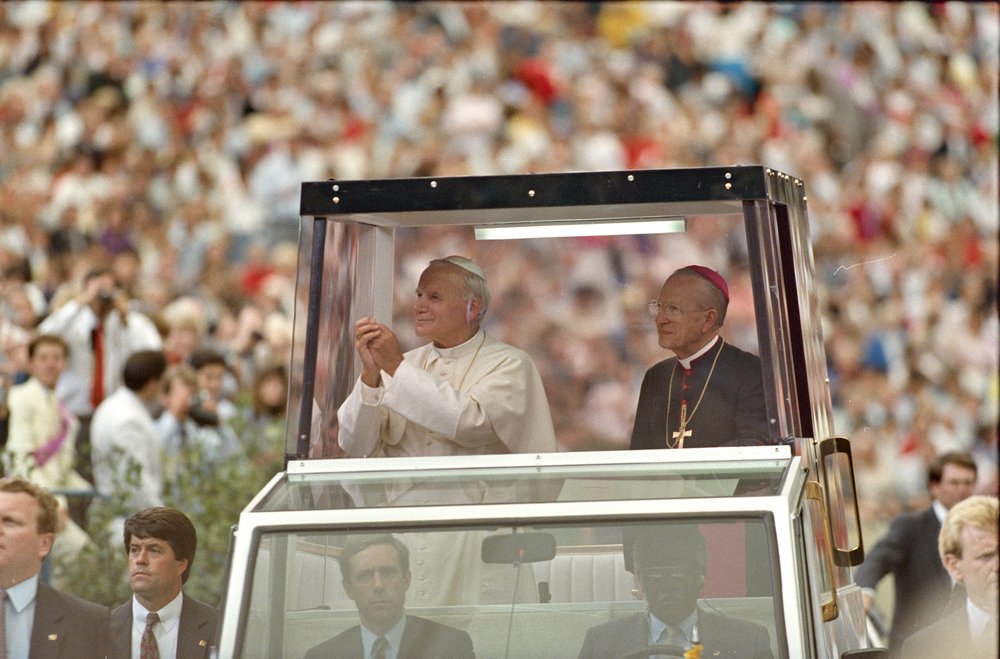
[189,396,220,427]
[98,289,119,304]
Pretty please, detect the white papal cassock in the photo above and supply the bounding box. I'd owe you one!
[337,329,558,606]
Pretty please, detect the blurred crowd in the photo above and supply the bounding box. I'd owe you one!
[0,1,996,537]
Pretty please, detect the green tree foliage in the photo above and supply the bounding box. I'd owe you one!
[57,416,283,608]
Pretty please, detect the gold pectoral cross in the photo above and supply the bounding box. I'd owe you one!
[671,401,692,448]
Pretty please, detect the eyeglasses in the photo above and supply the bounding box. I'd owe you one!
[640,566,701,583]
[646,301,710,319]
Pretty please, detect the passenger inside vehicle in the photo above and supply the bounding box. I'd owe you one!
[242,518,782,658]
[577,524,773,659]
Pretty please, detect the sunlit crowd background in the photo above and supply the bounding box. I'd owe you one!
[0,1,996,598]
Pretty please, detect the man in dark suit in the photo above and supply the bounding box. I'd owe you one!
[111,507,218,659]
[0,477,112,658]
[900,495,997,659]
[856,451,978,655]
[630,265,770,450]
[577,525,773,659]
[305,534,474,659]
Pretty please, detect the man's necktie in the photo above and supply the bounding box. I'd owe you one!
[90,322,104,408]
[140,611,160,659]
[0,590,7,659]
[372,635,389,659]
[658,625,685,649]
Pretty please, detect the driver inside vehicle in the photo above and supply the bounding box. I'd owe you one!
[577,524,773,659]
[304,533,475,659]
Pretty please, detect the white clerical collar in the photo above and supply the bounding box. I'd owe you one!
[678,335,720,370]
[432,329,485,359]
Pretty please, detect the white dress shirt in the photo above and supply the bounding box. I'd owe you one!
[131,592,183,659]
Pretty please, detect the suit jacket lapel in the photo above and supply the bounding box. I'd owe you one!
[397,616,419,659]
[29,585,65,659]
[178,596,213,658]
[111,603,133,659]
[618,613,652,657]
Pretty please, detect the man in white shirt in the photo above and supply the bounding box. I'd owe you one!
[110,506,218,659]
[91,350,168,512]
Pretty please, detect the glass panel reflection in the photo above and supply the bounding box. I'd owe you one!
[240,519,782,659]
[257,457,789,513]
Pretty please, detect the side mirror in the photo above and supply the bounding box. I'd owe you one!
[481,532,556,564]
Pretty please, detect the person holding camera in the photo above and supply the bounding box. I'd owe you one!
[37,267,163,488]
[156,365,239,474]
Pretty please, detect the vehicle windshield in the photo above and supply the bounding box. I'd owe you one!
[259,449,788,512]
[240,518,782,659]
[235,449,792,658]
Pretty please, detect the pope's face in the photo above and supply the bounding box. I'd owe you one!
[945,524,998,614]
[653,274,717,360]
[413,263,478,348]
[344,543,411,634]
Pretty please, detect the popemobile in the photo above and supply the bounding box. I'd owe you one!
[214,166,887,658]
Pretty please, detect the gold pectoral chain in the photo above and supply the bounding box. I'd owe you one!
[665,339,724,448]
[455,332,487,391]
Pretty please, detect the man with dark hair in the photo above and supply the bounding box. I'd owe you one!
[630,265,771,449]
[91,350,168,510]
[0,476,112,658]
[856,450,978,655]
[900,495,998,658]
[578,525,772,659]
[111,507,218,659]
[305,534,474,659]
[187,347,237,428]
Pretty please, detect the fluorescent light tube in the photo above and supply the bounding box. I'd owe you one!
[474,218,686,240]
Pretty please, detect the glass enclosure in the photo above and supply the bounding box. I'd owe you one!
[287,167,828,462]
[257,448,789,513]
